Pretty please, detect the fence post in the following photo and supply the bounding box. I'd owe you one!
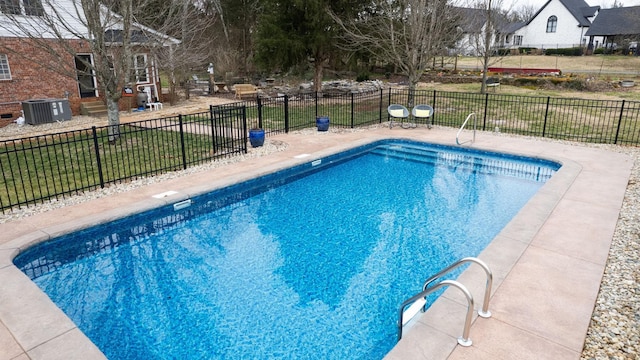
[257,97,263,129]
[432,90,437,125]
[379,89,383,124]
[284,94,290,133]
[387,88,392,123]
[614,100,625,144]
[91,126,105,189]
[209,105,218,155]
[315,91,318,119]
[351,93,355,128]
[483,93,489,131]
[179,114,187,170]
[542,96,551,138]
[242,106,248,153]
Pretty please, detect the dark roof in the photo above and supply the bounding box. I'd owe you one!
[527,0,599,27]
[585,6,640,36]
[455,7,517,34]
[456,7,486,33]
[581,5,600,18]
[559,0,599,26]
[504,21,526,34]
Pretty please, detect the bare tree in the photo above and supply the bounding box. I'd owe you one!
[0,0,180,141]
[513,3,538,23]
[331,0,461,105]
[147,0,221,103]
[219,0,261,76]
[460,0,509,93]
[611,0,625,8]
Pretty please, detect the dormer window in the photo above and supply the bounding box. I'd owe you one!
[546,16,557,33]
[0,0,44,16]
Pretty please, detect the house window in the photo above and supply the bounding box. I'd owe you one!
[546,16,557,33]
[0,54,11,80]
[23,0,43,16]
[0,0,21,15]
[514,35,523,46]
[0,0,43,16]
[131,54,148,83]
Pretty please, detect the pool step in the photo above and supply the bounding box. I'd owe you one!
[370,146,555,181]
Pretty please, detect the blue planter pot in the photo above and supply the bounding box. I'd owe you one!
[249,129,265,147]
[316,116,330,131]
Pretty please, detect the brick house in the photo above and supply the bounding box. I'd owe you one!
[0,0,179,127]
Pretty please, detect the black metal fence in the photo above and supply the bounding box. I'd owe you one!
[237,88,640,146]
[238,89,387,134]
[2,88,639,212]
[0,106,247,212]
[390,89,640,145]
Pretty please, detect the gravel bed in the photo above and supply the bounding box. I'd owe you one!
[580,144,640,360]
[0,97,237,140]
[0,118,637,358]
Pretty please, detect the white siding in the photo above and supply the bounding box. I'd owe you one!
[0,0,89,39]
[514,0,601,49]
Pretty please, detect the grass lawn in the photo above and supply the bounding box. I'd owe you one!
[407,55,640,101]
[0,125,235,211]
[416,81,640,102]
[454,54,640,75]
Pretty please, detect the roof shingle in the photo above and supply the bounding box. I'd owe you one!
[585,6,640,36]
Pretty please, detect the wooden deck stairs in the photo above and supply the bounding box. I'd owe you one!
[80,101,108,117]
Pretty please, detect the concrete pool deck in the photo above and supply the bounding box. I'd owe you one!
[0,126,633,360]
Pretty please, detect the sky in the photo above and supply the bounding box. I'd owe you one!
[498,0,640,11]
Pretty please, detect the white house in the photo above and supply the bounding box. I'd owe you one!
[454,7,522,56]
[513,0,601,50]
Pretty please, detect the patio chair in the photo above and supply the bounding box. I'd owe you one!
[412,104,434,129]
[484,77,500,92]
[388,104,409,129]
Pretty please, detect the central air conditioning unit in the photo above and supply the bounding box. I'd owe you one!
[22,99,72,125]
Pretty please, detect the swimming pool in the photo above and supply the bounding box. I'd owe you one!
[14,139,560,359]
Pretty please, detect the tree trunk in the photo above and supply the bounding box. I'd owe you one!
[481,0,493,94]
[408,70,421,108]
[106,97,121,144]
[313,58,325,94]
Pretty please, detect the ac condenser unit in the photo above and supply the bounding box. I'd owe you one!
[22,99,72,125]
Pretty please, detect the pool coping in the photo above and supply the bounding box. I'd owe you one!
[0,127,633,360]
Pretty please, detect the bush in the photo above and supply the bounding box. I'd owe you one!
[356,72,370,82]
[514,77,540,86]
[544,47,583,56]
[511,76,587,91]
[549,77,586,90]
[518,47,538,54]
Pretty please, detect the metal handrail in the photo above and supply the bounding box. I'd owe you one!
[456,113,477,145]
[398,280,475,347]
[422,257,493,318]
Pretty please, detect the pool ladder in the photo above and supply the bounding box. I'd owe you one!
[456,113,477,145]
[397,257,492,347]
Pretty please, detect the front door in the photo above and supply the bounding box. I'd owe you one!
[75,54,97,98]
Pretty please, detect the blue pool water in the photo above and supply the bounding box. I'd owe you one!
[15,140,559,360]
